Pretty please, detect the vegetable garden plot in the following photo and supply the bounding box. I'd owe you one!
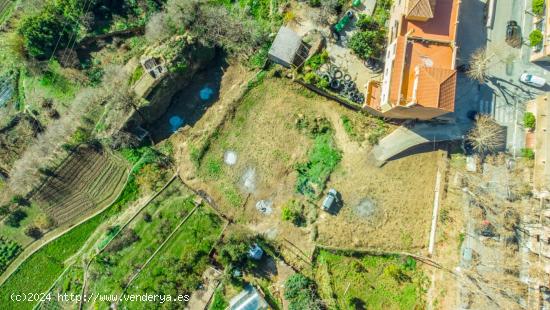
[33,146,129,226]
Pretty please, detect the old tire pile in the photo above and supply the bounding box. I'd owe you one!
[317,63,365,104]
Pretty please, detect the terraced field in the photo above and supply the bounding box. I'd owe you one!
[32,146,129,226]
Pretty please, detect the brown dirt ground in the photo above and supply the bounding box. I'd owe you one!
[316,101,445,251]
[174,72,443,259]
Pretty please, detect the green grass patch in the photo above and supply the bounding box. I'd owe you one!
[128,65,144,86]
[340,115,363,142]
[296,134,342,197]
[203,155,224,179]
[209,288,228,310]
[315,250,427,310]
[122,206,222,309]
[88,183,198,300]
[0,212,104,309]
[0,237,21,274]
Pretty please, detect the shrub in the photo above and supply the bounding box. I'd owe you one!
[11,195,29,207]
[524,112,536,129]
[356,14,378,30]
[283,11,297,24]
[348,30,386,60]
[304,72,318,84]
[281,200,305,226]
[521,148,535,160]
[533,0,545,15]
[316,77,329,89]
[284,274,322,310]
[4,209,27,228]
[35,215,54,230]
[296,134,342,197]
[25,226,43,239]
[309,0,321,7]
[529,29,544,47]
[305,50,329,70]
[209,289,228,310]
[19,0,80,59]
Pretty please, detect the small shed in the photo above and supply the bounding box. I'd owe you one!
[268,26,309,68]
[140,57,166,79]
[229,285,269,310]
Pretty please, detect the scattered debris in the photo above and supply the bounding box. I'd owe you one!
[224,150,238,166]
[241,167,257,194]
[354,198,377,218]
[466,155,476,172]
[255,200,273,215]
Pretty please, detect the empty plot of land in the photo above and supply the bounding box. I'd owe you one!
[33,146,129,226]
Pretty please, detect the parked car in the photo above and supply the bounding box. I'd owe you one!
[321,189,339,212]
[520,73,546,88]
[505,20,521,48]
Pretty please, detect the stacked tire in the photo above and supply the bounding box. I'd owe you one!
[317,64,365,104]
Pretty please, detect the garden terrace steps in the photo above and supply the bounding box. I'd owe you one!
[32,146,129,227]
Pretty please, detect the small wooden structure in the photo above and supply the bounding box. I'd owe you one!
[268,26,309,68]
[140,57,166,79]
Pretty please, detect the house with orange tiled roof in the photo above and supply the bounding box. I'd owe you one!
[364,0,461,120]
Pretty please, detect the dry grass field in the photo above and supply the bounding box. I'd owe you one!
[178,74,441,254]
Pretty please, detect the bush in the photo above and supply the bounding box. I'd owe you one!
[304,72,318,84]
[521,148,535,160]
[356,14,378,30]
[524,112,536,129]
[281,200,305,226]
[25,226,43,240]
[284,274,322,310]
[529,29,544,47]
[4,210,27,228]
[209,289,228,310]
[11,195,29,207]
[533,0,545,15]
[316,77,329,89]
[296,134,341,197]
[309,0,321,7]
[305,50,329,70]
[348,30,386,60]
[19,0,80,59]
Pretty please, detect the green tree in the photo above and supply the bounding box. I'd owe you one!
[533,0,545,15]
[524,112,536,129]
[4,210,27,228]
[348,30,386,60]
[529,29,544,48]
[19,0,80,59]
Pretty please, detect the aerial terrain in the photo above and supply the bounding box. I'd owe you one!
[0,0,548,309]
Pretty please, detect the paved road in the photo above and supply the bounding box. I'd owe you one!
[455,0,548,155]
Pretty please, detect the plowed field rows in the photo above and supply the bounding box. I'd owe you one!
[33,146,129,226]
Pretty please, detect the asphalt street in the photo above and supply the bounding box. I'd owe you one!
[455,0,548,155]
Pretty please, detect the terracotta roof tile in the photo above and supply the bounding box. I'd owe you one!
[416,67,456,110]
[407,0,436,19]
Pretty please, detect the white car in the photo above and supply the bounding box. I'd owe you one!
[520,73,546,88]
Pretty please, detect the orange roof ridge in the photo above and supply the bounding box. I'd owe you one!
[407,0,436,19]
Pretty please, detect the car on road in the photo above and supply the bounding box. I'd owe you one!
[520,73,546,88]
[505,20,521,48]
